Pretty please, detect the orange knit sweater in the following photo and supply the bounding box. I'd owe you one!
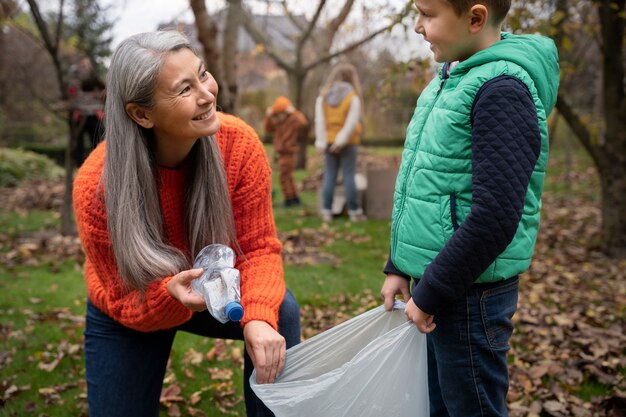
[73,113,285,332]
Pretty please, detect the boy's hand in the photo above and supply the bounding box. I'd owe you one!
[405,298,436,334]
[380,274,411,311]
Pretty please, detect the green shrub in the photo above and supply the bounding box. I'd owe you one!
[20,143,66,166]
[0,147,65,187]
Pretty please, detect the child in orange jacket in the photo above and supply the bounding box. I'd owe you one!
[264,96,309,207]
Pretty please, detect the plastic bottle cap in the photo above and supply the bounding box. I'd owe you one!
[225,301,244,322]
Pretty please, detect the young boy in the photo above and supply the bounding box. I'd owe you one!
[380,0,559,415]
[264,96,309,207]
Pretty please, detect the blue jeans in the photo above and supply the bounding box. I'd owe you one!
[84,289,301,417]
[322,145,359,211]
[423,277,518,417]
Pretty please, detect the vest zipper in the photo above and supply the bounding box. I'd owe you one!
[436,62,450,95]
[391,63,451,258]
[450,193,460,231]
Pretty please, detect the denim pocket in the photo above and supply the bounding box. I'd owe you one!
[480,278,518,351]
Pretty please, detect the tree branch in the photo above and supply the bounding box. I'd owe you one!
[239,5,293,71]
[54,0,65,52]
[555,93,597,163]
[298,0,326,50]
[303,10,409,73]
[327,0,355,36]
[25,0,56,54]
[597,0,625,110]
[279,0,306,32]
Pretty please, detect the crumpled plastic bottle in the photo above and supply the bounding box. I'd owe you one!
[191,244,244,323]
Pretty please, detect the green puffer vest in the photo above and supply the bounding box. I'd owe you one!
[390,33,559,282]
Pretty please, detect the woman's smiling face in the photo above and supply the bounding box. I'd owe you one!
[144,48,220,162]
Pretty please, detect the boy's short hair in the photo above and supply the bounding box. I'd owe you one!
[445,0,511,25]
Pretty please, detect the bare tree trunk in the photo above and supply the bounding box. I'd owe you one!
[221,0,241,114]
[597,157,626,258]
[62,118,79,235]
[287,70,308,169]
[0,25,5,113]
[550,0,626,258]
[26,0,77,236]
[597,0,626,257]
[190,0,231,112]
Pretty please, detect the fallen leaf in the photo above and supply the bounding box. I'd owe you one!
[166,403,181,417]
[183,348,203,366]
[208,367,233,380]
[160,384,184,404]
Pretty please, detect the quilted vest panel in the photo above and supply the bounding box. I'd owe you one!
[390,59,550,283]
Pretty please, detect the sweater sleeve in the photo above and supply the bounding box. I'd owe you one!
[314,96,328,150]
[73,144,192,332]
[293,109,309,130]
[263,114,275,134]
[218,116,286,330]
[411,76,541,315]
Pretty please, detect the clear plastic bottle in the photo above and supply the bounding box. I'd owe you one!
[191,244,244,323]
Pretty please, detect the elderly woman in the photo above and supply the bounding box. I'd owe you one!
[73,30,300,417]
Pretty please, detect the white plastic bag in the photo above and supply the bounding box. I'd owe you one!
[251,301,429,417]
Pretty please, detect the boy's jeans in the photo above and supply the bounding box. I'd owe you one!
[424,276,518,417]
[322,144,359,211]
[84,289,301,417]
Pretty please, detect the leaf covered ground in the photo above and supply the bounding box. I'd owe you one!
[0,162,625,416]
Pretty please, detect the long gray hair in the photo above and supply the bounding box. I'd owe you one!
[103,31,236,292]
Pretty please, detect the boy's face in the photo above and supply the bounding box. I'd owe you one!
[413,0,476,62]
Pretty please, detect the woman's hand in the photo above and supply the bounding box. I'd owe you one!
[166,268,206,312]
[244,320,286,384]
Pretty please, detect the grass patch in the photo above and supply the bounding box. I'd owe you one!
[0,209,60,237]
[0,261,87,417]
[281,218,391,307]
[0,136,607,416]
[578,378,613,402]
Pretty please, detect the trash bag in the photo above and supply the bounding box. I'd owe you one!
[251,301,429,417]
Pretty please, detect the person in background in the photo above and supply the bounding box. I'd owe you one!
[263,96,309,207]
[68,56,105,167]
[314,62,365,222]
[73,31,301,417]
[380,0,559,415]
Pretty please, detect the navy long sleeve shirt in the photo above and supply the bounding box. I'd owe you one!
[384,75,541,315]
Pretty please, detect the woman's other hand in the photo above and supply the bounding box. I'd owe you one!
[166,268,206,311]
[244,320,286,384]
